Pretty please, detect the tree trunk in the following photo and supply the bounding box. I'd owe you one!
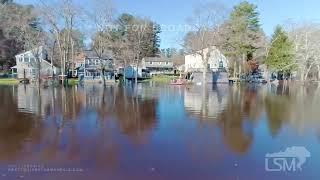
[71,39,75,78]
[135,63,138,85]
[102,68,106,87]
[304,64,314,81]
[242,53,246,77]
[202,65,207,84]
[202,53,208,84]
[51,41,56,80]
[233,61,237,78]
[135,54,139,85]
[300,67,305,81]
[38,61,41,86]
[318,65,320,81]
[123,61,127,85]
[238,63,242,79]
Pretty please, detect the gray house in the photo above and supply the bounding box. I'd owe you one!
[12,46,60,80]
[141,57,174,75]
[82,50,114,82]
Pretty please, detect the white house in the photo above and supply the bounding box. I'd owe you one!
[185,47,229,73]
[12,46,60,79]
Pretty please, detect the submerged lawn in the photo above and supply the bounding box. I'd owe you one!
[146,75,177,83]
[0,78,19,85]
[67,78,79,85]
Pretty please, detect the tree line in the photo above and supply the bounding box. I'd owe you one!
[0,0,161,84]
[1,0,320,82]
[183,1,320,82]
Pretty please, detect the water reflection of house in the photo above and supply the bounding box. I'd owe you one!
[81,84,105,108]
[16,85,57,116]
[183,85,229,120]
[16,85,84,121]
[80,84,158,141]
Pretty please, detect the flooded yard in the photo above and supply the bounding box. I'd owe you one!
[0,83,319,180]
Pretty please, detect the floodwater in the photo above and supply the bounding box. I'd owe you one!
[0,83,320,180]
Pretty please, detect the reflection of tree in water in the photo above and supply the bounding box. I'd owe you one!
[217,85,262,154]
[97,85,157,142]
[183,85,264,154]
[50,87,84,124]
[242,85,264,121]
[264,94,290,137]
[0,84,157,168]
[216,83,320,153]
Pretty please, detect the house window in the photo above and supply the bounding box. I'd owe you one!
[207,64,211,69]
[149,62,153,64]
[30,69,36,75]
[166,62,168,65]
[219,61,224,68]
[28,55,32,62]
[19,57,22,62]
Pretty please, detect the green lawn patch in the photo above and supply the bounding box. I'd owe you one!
[67,78,79,85]
[146,75,177,83]
[0,78,19,85]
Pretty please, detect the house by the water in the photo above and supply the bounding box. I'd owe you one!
[120,57,174,80]
[185,47,228,72]
[11,46,60,80]
[122,65,150,80]
[184,47,229,83]
[141,57,174,75]
[77,50,115,83]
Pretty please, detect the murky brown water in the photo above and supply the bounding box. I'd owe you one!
[0,83,320,180]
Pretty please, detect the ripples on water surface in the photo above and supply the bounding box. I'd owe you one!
[0,83,320,180]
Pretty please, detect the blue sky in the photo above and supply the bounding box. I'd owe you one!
[16,0,320,49]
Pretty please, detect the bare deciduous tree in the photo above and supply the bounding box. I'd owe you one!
[286,22,320,81]
[183,1,228,82]
[90,0,115,85]
[38,0,79,82]
[127,18,154,83]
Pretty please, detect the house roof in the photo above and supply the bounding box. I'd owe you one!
[15,46,44,57]
[143,57,173,62]
[83,50,113,60]
[185,46,221,56]
[74,52,86,63]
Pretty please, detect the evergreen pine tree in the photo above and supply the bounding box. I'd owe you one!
[266,26,294,73]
